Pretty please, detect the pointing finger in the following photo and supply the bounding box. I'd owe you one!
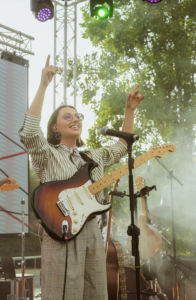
[133,84,141,92]
[45,55,50,68]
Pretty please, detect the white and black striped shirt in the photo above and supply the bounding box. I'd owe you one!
[18,114,127,203]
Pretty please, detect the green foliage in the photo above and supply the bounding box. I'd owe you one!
[79,0,196,154]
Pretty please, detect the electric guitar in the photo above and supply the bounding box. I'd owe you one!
[31,143,175,241]
[0,183,19,192]
[136,176,163,259]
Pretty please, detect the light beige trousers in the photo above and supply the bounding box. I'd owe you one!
[41,218,108,300]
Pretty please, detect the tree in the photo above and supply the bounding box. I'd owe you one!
[58,0,196,155]
[56,0,196,256]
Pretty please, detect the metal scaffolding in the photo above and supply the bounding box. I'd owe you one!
[0,24,35,57]
[52,0,86,110]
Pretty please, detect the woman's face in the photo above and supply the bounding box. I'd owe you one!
[55,107,83,139]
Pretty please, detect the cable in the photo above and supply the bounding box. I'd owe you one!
[62,237,68,300]
[0,209,29,216]
[0,131,26,151]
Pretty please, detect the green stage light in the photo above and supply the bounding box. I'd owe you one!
[90,0,113,19]
[96,6,109,19]
[98,8,106,17]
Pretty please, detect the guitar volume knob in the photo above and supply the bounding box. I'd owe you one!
[74,219,78,224]
[73,227,77,233]
[72,211,77,215]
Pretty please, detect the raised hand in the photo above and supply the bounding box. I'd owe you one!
[41,55,58,88]
[6,177,16,184]
[126,84,145,111]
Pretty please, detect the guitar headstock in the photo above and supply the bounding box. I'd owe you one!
[149,143,176,158]
[0,183,19,192]
[135,176,145,192]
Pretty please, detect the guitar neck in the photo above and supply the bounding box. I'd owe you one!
[88,151,154,195]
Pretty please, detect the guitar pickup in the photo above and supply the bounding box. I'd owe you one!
[57,200,70,216]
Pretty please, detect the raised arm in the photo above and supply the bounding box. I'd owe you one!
[19,55,58,170]
[28,55,58,116]
[120,84,145,145]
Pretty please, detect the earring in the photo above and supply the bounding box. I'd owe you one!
[55,131,61,140]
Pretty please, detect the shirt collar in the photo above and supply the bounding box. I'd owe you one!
[50,141,91,154]
[60,143,78,149]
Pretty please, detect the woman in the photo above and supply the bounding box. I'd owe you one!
[18,55,145,300]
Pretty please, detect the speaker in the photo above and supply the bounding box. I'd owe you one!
[0,280,17,300]
[1,257,16,280]
[0,276,34,300]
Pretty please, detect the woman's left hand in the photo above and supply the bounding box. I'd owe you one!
[6,177,16,184]
[126,84,145,111]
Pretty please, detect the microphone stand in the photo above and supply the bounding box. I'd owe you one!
[125,136,141,300]
[154,157,183,300]
[21,198,26,299]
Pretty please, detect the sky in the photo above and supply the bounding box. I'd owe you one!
[0,0,96,142]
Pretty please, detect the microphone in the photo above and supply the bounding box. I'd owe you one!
[100,126,139,141]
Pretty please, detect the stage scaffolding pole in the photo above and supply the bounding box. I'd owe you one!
[52,0,86,110]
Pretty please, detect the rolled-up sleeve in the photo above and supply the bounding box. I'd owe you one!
[18,114,49,168]
[100,140,127,172]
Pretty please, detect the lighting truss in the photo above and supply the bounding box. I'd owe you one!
[51,0,85,109]
[0,24,34,58]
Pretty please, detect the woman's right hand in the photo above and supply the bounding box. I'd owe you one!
[41,55,58,88]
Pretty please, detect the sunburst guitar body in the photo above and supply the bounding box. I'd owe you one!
[31,144,175,241]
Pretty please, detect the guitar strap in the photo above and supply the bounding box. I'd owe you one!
[79,151,94,163]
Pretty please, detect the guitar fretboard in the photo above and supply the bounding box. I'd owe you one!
[88,151,153,195]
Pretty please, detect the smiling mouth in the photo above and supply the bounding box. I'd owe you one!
[70,126,79,130]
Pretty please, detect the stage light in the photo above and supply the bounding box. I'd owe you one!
[143,0,162,3]
[90,0,113,20]
[30,0,54,22]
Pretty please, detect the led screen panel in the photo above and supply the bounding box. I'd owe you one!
[0,56,29,235]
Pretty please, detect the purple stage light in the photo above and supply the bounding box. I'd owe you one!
[37,7,52,21]
[146,0,162,2]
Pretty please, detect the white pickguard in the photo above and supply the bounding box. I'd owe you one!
[57,180,111,235]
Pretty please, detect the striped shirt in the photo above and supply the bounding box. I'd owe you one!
[18,114,127,203]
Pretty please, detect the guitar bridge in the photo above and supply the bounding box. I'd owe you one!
[57,200,70,216]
